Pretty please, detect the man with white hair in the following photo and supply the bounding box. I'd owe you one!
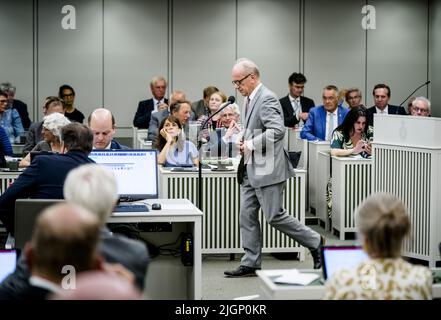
[224,58,323,277]
[207,103,241,158]
[88,108,128,149]
[410,96,431,117]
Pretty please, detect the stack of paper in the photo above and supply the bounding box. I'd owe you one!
[273,269,320,285]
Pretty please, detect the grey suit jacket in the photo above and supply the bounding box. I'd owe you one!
[243,84,294,188]
[147,109,170,143]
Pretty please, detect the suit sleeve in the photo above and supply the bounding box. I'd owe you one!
[23,125,36,154]
[133,102,150,129]
[300,109,319,141]
[0,127,13,156]
[0,159,40,232]
[147,113,159,142]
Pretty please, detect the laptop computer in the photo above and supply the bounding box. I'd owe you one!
[14,199,64,250]
[0,249,17,282]
[321,245,369,280]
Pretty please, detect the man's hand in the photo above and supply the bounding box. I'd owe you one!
[299,112,309,122]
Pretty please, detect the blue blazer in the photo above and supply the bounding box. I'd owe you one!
[300,105,348,141]
[0,150,94,234]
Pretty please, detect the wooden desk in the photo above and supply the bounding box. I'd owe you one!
[108,199,202,300]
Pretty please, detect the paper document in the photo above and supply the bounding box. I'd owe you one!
[162,204,194,211]
[273,269,320,285]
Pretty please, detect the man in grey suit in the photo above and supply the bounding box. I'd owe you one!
[224,58,323,277]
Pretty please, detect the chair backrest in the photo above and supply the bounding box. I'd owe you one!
[132,127,148,149]
[14,199,64,249]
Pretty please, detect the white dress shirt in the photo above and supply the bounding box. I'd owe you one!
[375,105,389,114]
[325,109,338,141]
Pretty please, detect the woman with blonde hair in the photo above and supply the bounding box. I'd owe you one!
[324,193,432,300]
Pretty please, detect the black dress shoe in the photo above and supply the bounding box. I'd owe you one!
[224,265,260,277]
[310,236,326,269]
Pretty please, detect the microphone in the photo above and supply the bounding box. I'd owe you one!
[398,80,430,107]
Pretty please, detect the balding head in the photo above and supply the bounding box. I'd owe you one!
[25,203,101,283]
[169,90,187,105]
[88,108,116,149]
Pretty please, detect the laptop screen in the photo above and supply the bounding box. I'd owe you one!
[321,246,369,280]
[0,250,17,282]
[88,149,158,200]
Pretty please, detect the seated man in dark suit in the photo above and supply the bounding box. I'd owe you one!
[0,122,95,234]
[191,85,219,119]
[0,164,149,298]
[367,83,407,126]
[23,96,66,155]
[0,202,102,300]
[88,108,128,149]
[0,82,32,130]
[133,76,169,129]
[279,72,315,127]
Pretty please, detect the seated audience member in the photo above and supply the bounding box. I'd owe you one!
[88,108,128,149]
[0,126,13,168]
[51,271,141,300]
[410,96,431,117]
[0,90,24,144]
[58,84,85,123]
[0,123,94,234]
[192,85,219,119]
[330,106,373,157]
[0,202,101,300]
[0,82,31,130]
[280,72,315,127]
[345,88,363,109]
[19,113,70,168]
[207,103,241,158]
[170,100,193,139]
[367,84,407,126]
[0,164,149,298]
[324,193,432,300]
[147,90,187,143]
[407,97,416,115]
[133,76,168,129]
[23,96,66,154]
[156,115,198,167]
[300,85,349,141]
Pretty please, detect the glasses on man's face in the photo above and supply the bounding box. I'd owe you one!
[62,93,74,98]
[413,107,429,113]
[347,95,361,100]
[0,99,8,104]
[232,74,252,87]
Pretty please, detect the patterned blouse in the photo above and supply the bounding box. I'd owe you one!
[323,258,433,300]
[331,126,374,152]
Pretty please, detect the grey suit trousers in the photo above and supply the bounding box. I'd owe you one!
[240,172,320,268]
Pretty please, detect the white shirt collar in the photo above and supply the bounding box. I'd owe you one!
[248,83,263,102]
[327,108,338,116]
[289,94,300,103]
[29,275,61,294]
[376,105,389,114]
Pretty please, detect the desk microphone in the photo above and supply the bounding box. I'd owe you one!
[398,80,430,109]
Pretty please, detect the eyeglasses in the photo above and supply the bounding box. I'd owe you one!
[413,107,429,113]
[62,93,74,98]
[0,99,8,104]
[347,95,361,100]
[232,74,252,86]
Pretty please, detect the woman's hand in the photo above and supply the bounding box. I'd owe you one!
[160,128,173,143]
[353,140,366,154]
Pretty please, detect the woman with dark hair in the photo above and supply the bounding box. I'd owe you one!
[330,106,373,157]
[155,115,198,167]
